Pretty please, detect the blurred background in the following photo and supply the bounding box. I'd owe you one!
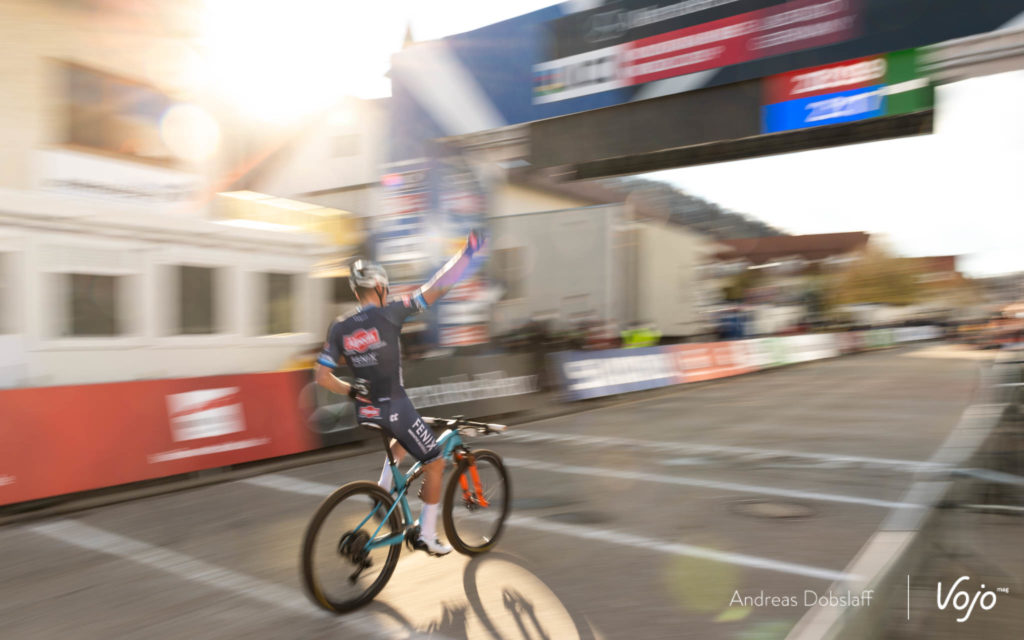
[1,1,1023,639]
[0,0,1021,389]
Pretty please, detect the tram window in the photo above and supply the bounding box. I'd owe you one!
[178,266,217,334]
[67,273,120,336]
[265,272,295,335]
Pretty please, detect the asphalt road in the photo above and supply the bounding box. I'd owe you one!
[0,345,988,640]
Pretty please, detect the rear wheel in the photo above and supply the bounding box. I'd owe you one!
[442,449,511,555]
[301,481,403,613]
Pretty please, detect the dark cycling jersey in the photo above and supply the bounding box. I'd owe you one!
[317,294,440,462]
[317,295,424,399]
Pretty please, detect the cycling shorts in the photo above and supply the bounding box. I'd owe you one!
[354,391,440,463]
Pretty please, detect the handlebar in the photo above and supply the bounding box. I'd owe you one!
[422,416,507,435]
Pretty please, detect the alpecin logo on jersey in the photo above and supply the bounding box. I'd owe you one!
[343,328,381,353]
[358,405,381,419]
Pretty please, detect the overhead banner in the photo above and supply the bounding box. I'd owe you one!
[389,0,1022,140]
[535,0,860,105]
[761,48,932,133]
[0,372,316,506]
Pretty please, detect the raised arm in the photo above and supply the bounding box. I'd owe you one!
[416,230,485,308]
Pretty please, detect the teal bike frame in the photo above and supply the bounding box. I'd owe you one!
[359,426,466,552]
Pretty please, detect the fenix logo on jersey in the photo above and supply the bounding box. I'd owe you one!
[344,328,382,353]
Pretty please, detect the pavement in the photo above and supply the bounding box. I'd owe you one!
[0,344,1001,640]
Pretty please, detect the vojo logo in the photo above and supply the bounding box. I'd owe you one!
[937,576,1008,622]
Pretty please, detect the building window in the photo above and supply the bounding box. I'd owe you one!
[265,273,295,334]
[178,266,217,334]
[64,63,176,164]
[67,274,120,336]
[494,248,525,301]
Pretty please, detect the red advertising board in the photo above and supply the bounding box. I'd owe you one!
[669,342,757,383]
[622,0,858,87]
[0,371,316,506]
[763,55,884,104]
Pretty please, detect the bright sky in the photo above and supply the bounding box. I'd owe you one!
[654,72,1024,278]
[201,1,1023,277]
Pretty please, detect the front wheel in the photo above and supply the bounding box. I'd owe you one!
[301,481,403,613]
[442,449,511,555]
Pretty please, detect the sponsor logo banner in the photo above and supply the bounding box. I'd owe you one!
[0,372,316,506]
[165,387,245,442]
[550,347,680,401]
[550,331,878,400]
[534,0,859,104]
[761,49,932,134]
[439,324,490,347]
[669,341,758,382]
[303,354,544,447]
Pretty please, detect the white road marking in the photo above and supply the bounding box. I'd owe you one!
[503,457,917,510]
[502,429,946,472]
[244,474,854,582]
[504,514,854,582]
[243,473,339,496]
[25,519,437,640]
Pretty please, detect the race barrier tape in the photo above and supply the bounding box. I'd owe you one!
[549,328,940,401]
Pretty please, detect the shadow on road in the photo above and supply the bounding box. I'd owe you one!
[360,552,597,639]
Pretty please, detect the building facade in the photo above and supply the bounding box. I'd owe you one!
[0,1,334,387]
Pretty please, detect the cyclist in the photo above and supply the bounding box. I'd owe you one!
[314,230,485,556]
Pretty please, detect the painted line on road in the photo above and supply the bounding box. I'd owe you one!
[503,457,918,510]
[504,514,854,582]
[243,474,854,582]
[502,430,946,473]
[25,519,438,640]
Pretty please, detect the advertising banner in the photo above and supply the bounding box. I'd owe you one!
[377,151,492,349]
[303,354,544,446]
[668,341,758,382]
[761,48,932,134]
[0,372,316,507]
[780,333,841,363]
[389,0,1019,138]
[549,346,681,401]
[433,150,491,347]
[537,0,859,105]
[548,328,937,401]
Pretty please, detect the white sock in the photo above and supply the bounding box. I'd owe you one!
[419,502,439,540]
[378,459,393,493]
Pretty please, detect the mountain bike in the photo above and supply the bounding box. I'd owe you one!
[301,416,511,613]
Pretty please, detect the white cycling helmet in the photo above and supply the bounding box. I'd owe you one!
[349,259,389,294]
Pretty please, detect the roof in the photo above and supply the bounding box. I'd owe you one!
[716,232,870,264]
[905,255,958,273]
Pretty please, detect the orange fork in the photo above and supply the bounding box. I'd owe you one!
[457,456,489,508]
